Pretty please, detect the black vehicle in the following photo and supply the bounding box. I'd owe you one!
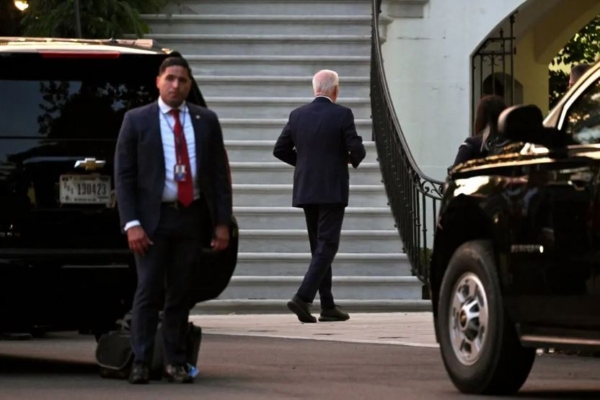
[430,61,600,395]
[0,38,238,337]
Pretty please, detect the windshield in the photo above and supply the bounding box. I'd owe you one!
[0,54,162,139]
[563,77,600,144]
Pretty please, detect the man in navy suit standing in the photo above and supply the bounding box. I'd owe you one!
[115,57,231,384]
[273,69,366,323]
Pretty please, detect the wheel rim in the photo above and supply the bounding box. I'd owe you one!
[448,272,489,366]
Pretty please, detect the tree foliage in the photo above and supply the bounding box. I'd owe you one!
[19,0,167,39]
[550,15,600,108]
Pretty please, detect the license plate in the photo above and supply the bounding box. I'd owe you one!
[59,175,111,204]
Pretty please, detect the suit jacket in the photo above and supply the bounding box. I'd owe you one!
[273,97,366,207]
[451,135,486,168]
[114,101,232,237]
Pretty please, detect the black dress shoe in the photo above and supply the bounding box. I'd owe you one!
[129,362,150,384]
[164,364,194,383]
[319,305,350,322]
[287,295,317,323]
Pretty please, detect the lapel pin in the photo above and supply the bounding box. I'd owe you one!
[195,115,201,119]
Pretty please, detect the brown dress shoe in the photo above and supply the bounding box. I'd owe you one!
[164,364,194,383]
[287,295,317,323]
[128,362,150,384]
[319,305,350,322]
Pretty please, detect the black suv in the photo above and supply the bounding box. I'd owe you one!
[0,38,237,337]
[430,61,600,395]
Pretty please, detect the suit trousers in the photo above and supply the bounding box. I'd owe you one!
[296,204,345,309]
[131,201,202,366]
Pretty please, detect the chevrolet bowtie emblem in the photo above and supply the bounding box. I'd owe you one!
[74,158,106,171]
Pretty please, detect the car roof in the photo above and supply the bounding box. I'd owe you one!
[0,37,171,55]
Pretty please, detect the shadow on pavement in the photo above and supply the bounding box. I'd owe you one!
[518,390,600,399]
[0,355,97,375]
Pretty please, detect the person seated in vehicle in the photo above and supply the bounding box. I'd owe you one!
[450,95,507,169]
[569,63,591,89]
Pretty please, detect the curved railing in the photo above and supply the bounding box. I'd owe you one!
[370,0,444,285]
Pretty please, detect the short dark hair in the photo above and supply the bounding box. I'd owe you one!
[158,56,193,79]
[570,63,591,83]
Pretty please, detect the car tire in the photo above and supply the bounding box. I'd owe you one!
[437,240,535,395]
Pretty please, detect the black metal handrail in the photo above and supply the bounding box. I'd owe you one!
[370,0,443,284]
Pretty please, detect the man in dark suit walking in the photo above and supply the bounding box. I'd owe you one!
[115,57,232,384]
[273,69,366,323]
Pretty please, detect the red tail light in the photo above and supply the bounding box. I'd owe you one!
[40,51,121,59]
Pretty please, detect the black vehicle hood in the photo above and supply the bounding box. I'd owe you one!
[451,143,600,175]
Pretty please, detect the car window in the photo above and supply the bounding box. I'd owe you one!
[563,77,600,144]
[0,54,161,140]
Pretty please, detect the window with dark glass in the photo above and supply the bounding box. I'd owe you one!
[0,55,161,139]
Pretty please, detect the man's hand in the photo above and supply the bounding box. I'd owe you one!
[211,224,230,251]
[127,226,153,256]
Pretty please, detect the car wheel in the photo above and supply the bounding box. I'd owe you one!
[437,240,535,395]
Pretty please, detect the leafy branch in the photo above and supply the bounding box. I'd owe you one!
[549,16,600,108]
[20,0,168,39]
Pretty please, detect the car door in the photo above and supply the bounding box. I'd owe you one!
[555,73,600,329]
[508,71,600,330]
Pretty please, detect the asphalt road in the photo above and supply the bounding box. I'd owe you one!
[0,333,599,399]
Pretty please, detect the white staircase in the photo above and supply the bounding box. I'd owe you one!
[143,0,429,313]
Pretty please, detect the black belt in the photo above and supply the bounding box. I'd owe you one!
[161,201,181,209]
[161,199,200,209]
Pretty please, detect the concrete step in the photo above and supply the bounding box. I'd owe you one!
[207,97,371,119]
[234,207,394,230]
[218,276,421,300]
[197,76,370,98]
[230,162,382,185]
[144,34,371,56]
[232,184,389,208]
[234,252,410,276]
[192,299,432,314]
[162,0,372,16]
[225,140,377,163]
[238,229,401,253]
[186,55,370,77]
[144,14,372,36]
[220,118,372,141]
[387,0,429,18]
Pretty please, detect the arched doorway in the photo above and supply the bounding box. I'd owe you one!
[471,12,519,130]
[482,72,524,104]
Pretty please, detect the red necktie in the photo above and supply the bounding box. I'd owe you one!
[171,109,194,207]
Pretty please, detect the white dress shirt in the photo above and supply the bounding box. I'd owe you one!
[124,97,199,231]
[315,95,333,102]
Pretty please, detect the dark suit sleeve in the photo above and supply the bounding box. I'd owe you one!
[343,108,366,168]
[207,111,232,226]
[273,112,297,166]
[452,137,479,167]
[114,111,138,228]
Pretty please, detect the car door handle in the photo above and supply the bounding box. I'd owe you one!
[74,158,106,171]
